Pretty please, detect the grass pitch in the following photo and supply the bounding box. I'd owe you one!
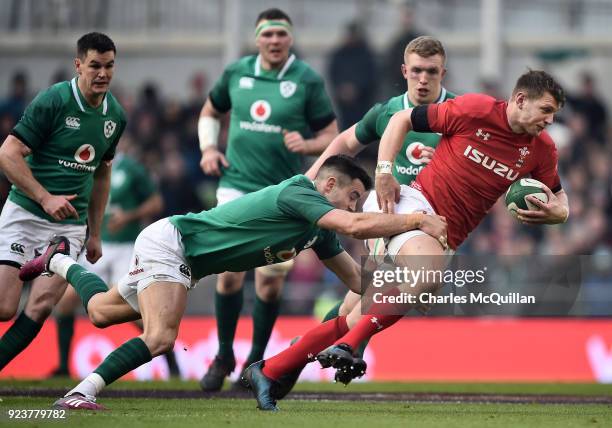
[1,380,611,427]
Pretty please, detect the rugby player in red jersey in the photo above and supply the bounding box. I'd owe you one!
[244,70,569,411]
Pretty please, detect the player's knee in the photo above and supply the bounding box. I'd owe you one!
[88,306,112,328]
[24,297,55,323]
[217,272,245,293]
[142,330,177,357]
[255,282,283,301]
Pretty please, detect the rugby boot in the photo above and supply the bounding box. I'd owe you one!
[242,361,279,411]
[19,236,70,282]
[199,355,235,391]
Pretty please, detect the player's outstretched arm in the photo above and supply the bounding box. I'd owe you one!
[198,98,228,176]
[305,124,367,179]
[516,187,569,225]
[321,251,362,294]
[376,109,415,213]
[0,135,78,221]
[317,209,447,242]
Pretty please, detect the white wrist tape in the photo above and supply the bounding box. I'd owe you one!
[198,116,221,152]
[375,160,393,175]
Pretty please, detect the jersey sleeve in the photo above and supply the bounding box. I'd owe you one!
[531,135,562,193]
[304,74,336,132]
[311,229,344,260]
[426,94,493,136]
[102,116,127,161]
[355,103,385,144]
[11,88,61,149]
[277,181,335,224]
[208,65,233,113]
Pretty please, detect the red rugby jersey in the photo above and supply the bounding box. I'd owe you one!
[413,93,561,249]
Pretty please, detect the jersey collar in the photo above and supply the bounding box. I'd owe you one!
[254,54,296,79]
[403,87,448,109]
[70,77,108,114]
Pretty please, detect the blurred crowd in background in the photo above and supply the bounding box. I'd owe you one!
[0,13,610,313]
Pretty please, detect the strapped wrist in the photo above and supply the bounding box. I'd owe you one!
[376,160,393,175]
[198,116,221,152]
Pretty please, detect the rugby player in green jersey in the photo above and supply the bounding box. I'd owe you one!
[19,155,446,410]
[197,8,339,391]
[0,32,126,371]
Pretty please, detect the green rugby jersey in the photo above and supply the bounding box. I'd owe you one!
[10,78,127,224]
[355,88,455,184]
[210,54,335,193]
[170,175,343,280]
[101,154,158,243]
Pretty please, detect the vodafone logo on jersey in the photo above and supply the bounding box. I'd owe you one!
[406,142,427,165]
[250,100,271,122]
[74,144,96,164]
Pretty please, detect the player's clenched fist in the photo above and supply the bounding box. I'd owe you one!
[200,147,229,176]
[283,130,308,154]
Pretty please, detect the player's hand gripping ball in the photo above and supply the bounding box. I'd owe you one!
[505,178,549,218]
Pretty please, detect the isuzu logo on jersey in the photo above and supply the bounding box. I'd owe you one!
[280,81,297,98]
[65,116,80,129]
[406,142,427,165]
[463,145,519,181]
[74,144,96,164]
[104,120,117,138]
[250,100,271,122]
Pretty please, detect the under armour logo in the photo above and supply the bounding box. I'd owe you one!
[10,243,25,254]
[307,353,315,361]
[476,129,490,141]
[370,317,383,330]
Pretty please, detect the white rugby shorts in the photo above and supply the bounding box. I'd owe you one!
[0,200,86,268]
[363,184,451,259]
[117,218,194,313]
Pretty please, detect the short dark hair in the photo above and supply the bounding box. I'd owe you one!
[77,32,116,58]
[255,8,292,26]
[512,69,565,108]
[317,155,372,190]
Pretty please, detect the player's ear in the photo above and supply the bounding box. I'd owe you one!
[74,57,82,75]
[401,64,408,79]
[515,92,526,109]
[325,176,337,192]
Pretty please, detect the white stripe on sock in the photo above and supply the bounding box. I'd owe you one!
[49,254,77,279]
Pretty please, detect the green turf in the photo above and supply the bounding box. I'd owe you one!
[2,379,612,396]
[0,397,610,428]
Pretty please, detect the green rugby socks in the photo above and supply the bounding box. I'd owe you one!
[0,312,43,370]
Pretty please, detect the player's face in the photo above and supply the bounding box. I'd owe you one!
[325,177,366,212]
[75,49,115,99]
[515,92,560,136]
[255,21,293,69]
[402,53,446,105]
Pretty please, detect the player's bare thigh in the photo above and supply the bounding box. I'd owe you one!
[138,281,187,357]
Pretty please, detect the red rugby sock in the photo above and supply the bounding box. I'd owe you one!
[263,316,349,380]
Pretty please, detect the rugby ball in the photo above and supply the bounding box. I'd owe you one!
[505,178,548,218]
